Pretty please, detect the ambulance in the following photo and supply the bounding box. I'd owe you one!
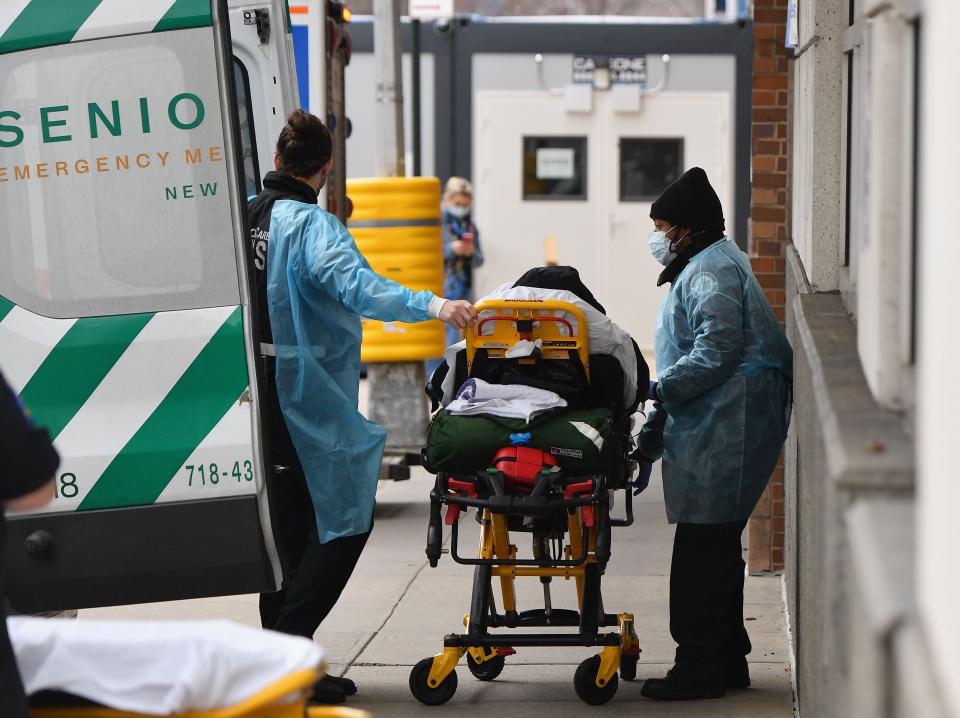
[0,0,352,611]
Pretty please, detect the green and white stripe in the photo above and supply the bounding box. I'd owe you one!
[0,300,254,514]
[0,0,211,55]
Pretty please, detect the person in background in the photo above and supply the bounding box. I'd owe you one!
[0,371,59,718]
[636,167,793,701]
[248,110,476,705]
[428,178,483,369]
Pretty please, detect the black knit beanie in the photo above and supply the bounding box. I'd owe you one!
[649,167,725,233]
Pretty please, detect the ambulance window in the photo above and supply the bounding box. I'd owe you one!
[522,137,587,201]
[233,58,261,195]
[619,138,684,202]
[0,28,243,318]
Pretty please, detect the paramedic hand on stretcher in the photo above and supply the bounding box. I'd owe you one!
[437,299,477,330]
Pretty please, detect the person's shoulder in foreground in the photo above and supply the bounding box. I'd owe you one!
[0,372,59,504]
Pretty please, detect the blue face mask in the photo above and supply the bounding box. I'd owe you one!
[648,225,677,266]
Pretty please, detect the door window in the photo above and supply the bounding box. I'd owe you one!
[619,137,684,202]
[233,57,261,197]
[522,136,587,201]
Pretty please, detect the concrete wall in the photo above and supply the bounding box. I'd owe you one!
[345,52,436,179]
[788,0,841,292]
[784,258,914,716]
[786,0,959,715]
[917,0,960,714]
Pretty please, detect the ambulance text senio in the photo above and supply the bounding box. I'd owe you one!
[0,93,206,148]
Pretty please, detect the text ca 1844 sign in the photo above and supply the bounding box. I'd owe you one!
[572,56,648,86]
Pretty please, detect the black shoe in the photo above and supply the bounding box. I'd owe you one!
[640,664,726,701]
[309,677,346,705]
[324,674,358,696]
[725,656,750,690]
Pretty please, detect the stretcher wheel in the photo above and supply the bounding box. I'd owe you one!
[467,653,506,681]
[620,655,638,681]
[573,655,619,705]
[409,657,458,706]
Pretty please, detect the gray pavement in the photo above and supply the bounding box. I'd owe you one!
[81,466,795,716]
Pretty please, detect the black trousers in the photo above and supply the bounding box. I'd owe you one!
[259,362,372,639]
[0,603,27,718]
[670,520,751,665]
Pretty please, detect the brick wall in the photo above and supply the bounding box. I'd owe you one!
[748,0,790,574]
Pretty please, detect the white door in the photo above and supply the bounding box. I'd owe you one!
[474,88,732,356]
[600,90,732,355]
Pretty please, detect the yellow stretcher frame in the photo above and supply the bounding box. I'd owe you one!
[425,506,637,692]
[466,300,591,380]
[29,668,371,718]
[414,298,641,704]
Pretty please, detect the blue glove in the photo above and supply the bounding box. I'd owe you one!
[647,380,659,402]
[632,460,653,496]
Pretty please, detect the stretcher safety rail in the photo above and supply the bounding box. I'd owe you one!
[467,300,592,379]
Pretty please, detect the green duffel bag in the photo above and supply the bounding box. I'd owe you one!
[423,407,620,476]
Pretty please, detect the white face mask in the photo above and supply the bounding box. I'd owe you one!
[648,225,677,266]
[447,203,470,219]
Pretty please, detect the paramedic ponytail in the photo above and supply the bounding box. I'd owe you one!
[276,109,333,178]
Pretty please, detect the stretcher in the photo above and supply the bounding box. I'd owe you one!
[412,300,641,707]
[10,617,371,718]
[29,671,369,718]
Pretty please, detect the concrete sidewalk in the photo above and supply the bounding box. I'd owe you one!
[82,466,795,716]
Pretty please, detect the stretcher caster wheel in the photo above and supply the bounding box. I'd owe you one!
[620,655,638,681]
[467,653,505,681]
[574,655,619,706]
[409,657,458,706]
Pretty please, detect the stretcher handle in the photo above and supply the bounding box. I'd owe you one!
[467,300,591,376]
[476,314,575,337]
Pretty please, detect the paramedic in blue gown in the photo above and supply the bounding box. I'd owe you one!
[636,168,793,701]
[247,110,476,705]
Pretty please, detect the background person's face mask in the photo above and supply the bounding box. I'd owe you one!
[447,203,471,219]
[648,225,677,266]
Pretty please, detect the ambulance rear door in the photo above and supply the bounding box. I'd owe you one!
[0,0,282,611]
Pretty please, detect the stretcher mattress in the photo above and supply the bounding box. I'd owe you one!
[10,617,323,715]
[424,406,619,476]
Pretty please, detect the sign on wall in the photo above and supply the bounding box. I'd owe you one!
[535,148,576,179]
[786,0,799,48]
[572,56,647,86]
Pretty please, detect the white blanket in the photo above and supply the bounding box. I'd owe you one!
[438,284,640,408]
[9,617,324,715]
[446,378,567,422]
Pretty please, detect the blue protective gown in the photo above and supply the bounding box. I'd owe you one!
[266,201,435,543]
[639,239,793,524]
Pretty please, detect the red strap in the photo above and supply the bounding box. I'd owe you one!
[563,480,594,500]
[444,504,461,525]
[448,478,478,498]
[581,506,596,528]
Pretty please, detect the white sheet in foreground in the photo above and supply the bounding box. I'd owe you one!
[10,617,323,715]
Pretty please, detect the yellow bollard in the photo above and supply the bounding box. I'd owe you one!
[347,176,445,362]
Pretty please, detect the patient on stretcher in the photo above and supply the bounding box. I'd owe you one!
[427,266,649,420]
